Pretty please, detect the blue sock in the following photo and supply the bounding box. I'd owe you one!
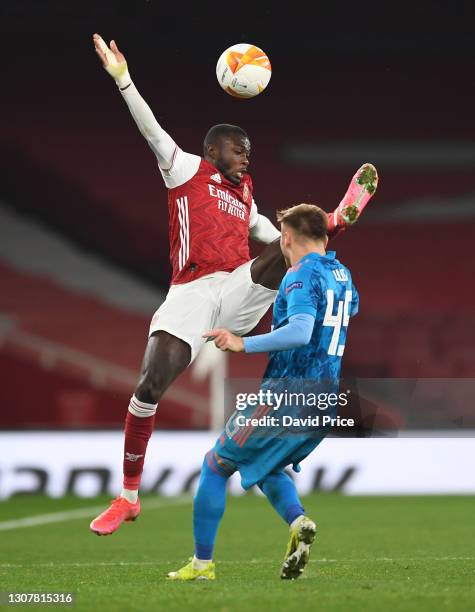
[193,453,230,560]
[259,471,304,525]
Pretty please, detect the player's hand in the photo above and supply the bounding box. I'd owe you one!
[93,33,131,88]
[203,328,245,352]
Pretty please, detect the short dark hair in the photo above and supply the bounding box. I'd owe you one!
[203,124,249,155]
[276,203,328,241]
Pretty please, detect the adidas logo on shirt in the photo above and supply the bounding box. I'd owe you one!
[210,173,222,183]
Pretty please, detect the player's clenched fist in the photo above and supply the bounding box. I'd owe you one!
[93,33,131,89]
[204,328,245,352]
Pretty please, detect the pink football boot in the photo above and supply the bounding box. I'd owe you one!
[327,163,378,236]
[89,496,140,536]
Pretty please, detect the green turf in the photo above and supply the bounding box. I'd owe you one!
[0,494,474,611]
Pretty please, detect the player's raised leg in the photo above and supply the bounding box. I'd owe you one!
[250,163,379,290]
[258,471,316,580]
[327,162,379,237]
[89,332,191,536]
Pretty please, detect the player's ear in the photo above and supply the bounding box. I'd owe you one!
[284,230,292,250]
[205,142,218,160]
[324,234,329,249]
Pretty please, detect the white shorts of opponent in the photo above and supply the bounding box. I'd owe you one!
[149,259,277,362]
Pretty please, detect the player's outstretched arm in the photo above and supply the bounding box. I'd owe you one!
[204,314,314,353]
[92,34,199,181]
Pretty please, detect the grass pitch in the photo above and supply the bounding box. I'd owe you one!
[0,494,474,611]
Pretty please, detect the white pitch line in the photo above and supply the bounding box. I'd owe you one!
[0,557,473,569]
[0,496,191,531]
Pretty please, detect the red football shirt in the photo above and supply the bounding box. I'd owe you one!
[167,158,254,285]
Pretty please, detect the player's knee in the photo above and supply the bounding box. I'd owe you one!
[136,333,191,404]
[258,470,292,493]
[200,451,234,481]
[250,240,286,289]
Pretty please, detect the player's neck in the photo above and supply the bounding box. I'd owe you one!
[289,244,326,266]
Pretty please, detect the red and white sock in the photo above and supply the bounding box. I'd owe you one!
[326,211,346,239]
[121,395,157,500]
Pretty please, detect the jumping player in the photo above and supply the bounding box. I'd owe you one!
[168,204,359,580]
[89,35,378,536]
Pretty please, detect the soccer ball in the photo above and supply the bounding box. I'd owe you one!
[216,43,272,99]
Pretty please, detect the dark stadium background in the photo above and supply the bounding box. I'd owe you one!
[1,0,474,430]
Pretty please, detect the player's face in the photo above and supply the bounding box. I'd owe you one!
[215,137,251,185]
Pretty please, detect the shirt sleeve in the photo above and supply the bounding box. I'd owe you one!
[243,313,315,353]
[120,82,200,189]
[159,148,202,189]
[249,199,259,228]
[248,198,281,243]
[286,265,319,319]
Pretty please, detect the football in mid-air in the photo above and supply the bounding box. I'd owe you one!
[216,43,271,99]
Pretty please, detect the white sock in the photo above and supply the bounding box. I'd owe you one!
[192,555,212,570]
[120,488,138,503]
[290,515,305,530]
[128,394,157,417]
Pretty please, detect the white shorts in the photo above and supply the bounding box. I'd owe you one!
[149,260,277,362]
